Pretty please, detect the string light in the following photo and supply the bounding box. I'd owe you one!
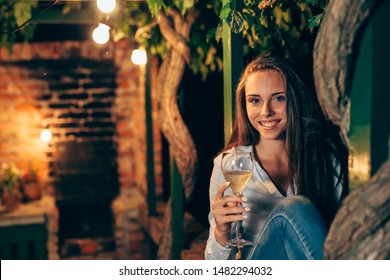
[97,0,116,13]
[93,0,116,45]
[40,128,52,143]
[131,49,147,65]
[92,23,110,44]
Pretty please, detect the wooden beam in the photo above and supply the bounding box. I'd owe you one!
[33,7,98,25]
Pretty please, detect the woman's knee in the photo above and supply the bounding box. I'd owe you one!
[256,196,327,260]
[269,196,322,222]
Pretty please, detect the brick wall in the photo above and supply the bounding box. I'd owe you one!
[0,40,162,259]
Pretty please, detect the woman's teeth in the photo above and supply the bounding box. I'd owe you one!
[260,120,278,127]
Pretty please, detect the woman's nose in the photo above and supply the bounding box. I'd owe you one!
[260,101,273,116]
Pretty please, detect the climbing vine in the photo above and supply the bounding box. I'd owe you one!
[220,0,328,60]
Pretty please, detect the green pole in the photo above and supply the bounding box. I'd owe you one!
[222,0,243,145]
[170,151,184,259]
[169,89,184,259]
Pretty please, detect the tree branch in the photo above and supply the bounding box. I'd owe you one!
[134,20,158,41]
[158,10,191,64]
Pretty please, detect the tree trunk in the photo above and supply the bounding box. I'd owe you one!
[157,48,197,199]
[313,0,377,146]
[157,9,198,199]
[155,9,199,260]
[314,0,390,259]
[324,159,390,259]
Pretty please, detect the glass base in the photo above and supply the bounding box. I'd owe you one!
[227,238,253,248]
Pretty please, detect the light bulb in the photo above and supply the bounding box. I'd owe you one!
[97,0,116,13]
[40,128,52,143]
[92,23,110,44]
[131,49,147,65]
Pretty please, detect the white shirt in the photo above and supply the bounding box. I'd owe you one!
[204,145,343,260]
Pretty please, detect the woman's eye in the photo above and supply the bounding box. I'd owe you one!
[248,98,260,104]
[274,95,286,102]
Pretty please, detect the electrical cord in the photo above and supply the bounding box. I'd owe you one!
[1,0,60,34]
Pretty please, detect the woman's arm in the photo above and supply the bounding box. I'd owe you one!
[205,155,248,260]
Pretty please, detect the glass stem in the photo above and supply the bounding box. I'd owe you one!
[236,208,242,240]
[236,192,243,242]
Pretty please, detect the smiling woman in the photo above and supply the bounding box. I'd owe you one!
[205,55,348,260]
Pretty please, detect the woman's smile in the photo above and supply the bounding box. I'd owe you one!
[258,119,281,129]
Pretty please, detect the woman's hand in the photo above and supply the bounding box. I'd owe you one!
[211,182,249,246]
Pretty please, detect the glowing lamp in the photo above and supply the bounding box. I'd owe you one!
[40,128,52,143]
[92,23,110,44]
[131,49,147,65]
[97,0,116,13]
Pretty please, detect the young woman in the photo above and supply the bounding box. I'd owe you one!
[205,55,347,260]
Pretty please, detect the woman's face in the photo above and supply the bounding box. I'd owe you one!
[245,70,287,141]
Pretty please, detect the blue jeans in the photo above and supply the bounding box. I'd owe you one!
[250,196,327,260]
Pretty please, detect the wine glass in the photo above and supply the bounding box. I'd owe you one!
[221,147,254,250]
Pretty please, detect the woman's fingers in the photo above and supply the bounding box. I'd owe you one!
[212,182,247,210]
[213,210,248,234]
[214,182,231,199]
[216,214,246,224]
[213,205,249,219]
[211,182,250,238]
[212,203,250,229]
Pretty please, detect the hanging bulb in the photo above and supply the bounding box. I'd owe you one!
[131,49,147,65]
[40,128,52,143]
[97,0,116,13]
[92,23,110,44]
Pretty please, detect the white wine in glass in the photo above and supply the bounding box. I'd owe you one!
[222,170,252,194]
[221,147,254,249]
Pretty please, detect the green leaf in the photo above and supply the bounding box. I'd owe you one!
[308,13,323,28]
[14,3,32,27]
[174,0,196,15]
[243,8,255,17]
[183,0,195,10]
[229,11,244,33]
[147,0,164,17]
[173,0,183,12]
[244,0,255,6]
[220,3,231,20]
[260,14,269,28]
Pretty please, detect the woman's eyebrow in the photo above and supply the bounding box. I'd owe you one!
[246,92,285,97]
[271,92,286,96]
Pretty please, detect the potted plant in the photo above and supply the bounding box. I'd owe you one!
[22,166,41,202]
[0,163,22,210]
